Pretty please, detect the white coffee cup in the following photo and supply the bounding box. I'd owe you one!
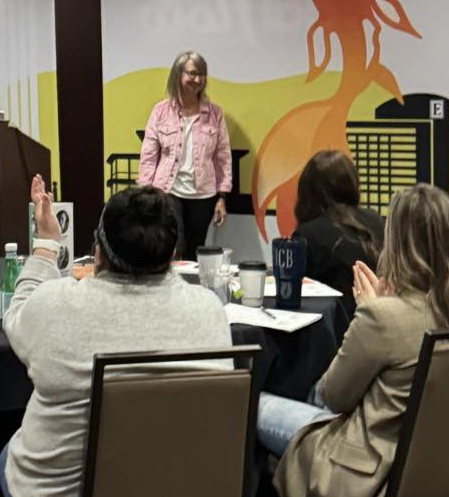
[238,261,267,307]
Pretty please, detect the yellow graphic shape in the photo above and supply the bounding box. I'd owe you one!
[38,71,60,185]
[36,65,402,213]
[103,69,395,207]
[103,68,168,201]
[103,70,337,200]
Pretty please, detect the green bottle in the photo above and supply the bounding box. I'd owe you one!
[1,242,21,318]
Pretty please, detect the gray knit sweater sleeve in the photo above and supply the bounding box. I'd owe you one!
[3,255,61,367]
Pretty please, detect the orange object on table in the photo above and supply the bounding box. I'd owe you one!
[72,264,94,280]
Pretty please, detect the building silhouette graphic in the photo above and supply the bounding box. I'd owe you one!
[347,94,449,215]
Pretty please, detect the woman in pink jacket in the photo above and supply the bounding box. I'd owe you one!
[138,51,232,261]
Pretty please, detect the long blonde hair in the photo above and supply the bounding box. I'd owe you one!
[378,183,449,327]
[166,51,208,107]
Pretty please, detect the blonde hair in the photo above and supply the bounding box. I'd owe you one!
[378,183,449,327]
[166,51,208,107]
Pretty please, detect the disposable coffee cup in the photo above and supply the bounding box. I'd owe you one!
[272,237,307,310]
[238,261,267,307]
[197,245,224,289]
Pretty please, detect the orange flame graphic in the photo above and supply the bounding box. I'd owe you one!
[252,0,421,241]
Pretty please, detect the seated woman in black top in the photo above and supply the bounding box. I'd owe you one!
[293,149,384,318]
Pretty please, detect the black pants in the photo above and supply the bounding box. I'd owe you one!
[169,195,217,261]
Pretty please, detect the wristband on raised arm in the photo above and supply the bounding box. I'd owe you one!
[32,238,61,254]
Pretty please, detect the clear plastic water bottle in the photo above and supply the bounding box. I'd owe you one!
[1,242,21,318]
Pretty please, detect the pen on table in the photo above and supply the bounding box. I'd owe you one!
[260,306,276,320]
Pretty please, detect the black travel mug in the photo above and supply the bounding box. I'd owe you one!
[272,237,307,310]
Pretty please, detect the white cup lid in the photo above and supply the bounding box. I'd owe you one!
[197,246,223,255]
[5,242,18,252]
[238,261,267,271]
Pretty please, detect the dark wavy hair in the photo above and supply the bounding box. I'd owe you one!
[96,186,178,275]
[378,184,449,327]
[294,149,380,262]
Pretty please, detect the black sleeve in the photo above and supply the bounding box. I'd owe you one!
[294,225,322,280]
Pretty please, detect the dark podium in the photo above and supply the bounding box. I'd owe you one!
[0,122,51,254]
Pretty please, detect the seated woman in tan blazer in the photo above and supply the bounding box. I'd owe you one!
[258,183,449,497]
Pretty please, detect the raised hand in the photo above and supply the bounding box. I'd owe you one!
[31,175,61,240]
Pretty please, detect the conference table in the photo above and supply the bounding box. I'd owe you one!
[0,294,349,408]
[0,288,349,440]
[0,324,33,451]
[0,328,33,412]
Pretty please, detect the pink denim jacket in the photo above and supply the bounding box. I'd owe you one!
[137,99,232,195]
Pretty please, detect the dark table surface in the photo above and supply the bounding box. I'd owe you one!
[0,258,349,407]
[0,325,33,412]
[232,295,349,402]
[0,293,348,412]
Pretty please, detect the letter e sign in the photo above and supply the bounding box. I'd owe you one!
[430,100,445,119]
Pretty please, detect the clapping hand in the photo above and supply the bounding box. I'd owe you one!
[31,174,61,240]
[352,260,389,306]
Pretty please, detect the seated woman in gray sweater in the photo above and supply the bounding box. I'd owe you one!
[0,176,232,497]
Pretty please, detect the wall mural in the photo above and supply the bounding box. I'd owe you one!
[99,0,447,260]
[0,0,446,261]
[252,0,422,240]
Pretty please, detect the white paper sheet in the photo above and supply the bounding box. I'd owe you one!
[263,276,343,298]
[225,303,322,332]
[170,261,199,275]
[171,261,239,276]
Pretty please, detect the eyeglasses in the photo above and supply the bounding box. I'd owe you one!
[183,70,205,79]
